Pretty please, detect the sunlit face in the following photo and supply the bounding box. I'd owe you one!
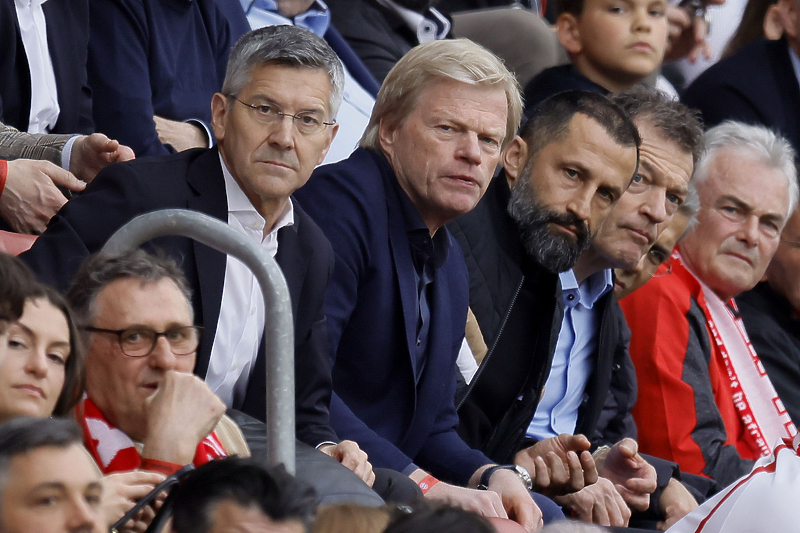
[379,78,508,233]
[765,209,800,312]
[0,444,104,533]
[207,501,304,533]
[212,64,337,224]
[504,113,637,272]
[560,0,669,91]
[0,298,70,423]
[680,150,791,301]
[84,278,195,442]
[592,119,693,270]
[614,210,690,299]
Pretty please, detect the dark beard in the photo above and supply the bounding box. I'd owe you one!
[507,177,591,273]
[392,0,438,12]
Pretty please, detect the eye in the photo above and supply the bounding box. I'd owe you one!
[598,188,615,201]
[761,220,780,237]
[255,104,275,116]
[647,248,667,266]
[437,124,453,132]
[565,168,580,179]
[165,328,189,342]
[649,6,665,16]
[608,4,625,13]
[297,113,322,127]
[47,350,68,365]
[8,338,27,350]
[667,194,683,206]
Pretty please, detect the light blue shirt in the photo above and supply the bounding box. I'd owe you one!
[789,43,800,90]
[239,0,375,165]
[526,268,614,440]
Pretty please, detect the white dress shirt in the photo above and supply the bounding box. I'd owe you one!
[375,0,451,44]
[206,154,295,407]
[14,0,60,133]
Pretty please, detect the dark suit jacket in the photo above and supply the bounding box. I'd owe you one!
[0,0,93,134]
[21,148,338,447]
[682,38,800,154]
[294,148,490,485]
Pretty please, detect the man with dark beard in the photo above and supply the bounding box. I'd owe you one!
[448,90,638,509]
[326,0,452,83]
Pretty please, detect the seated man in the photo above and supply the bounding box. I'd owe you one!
[0,417,106,533]
[621,122,799,487]
[22,26,371,482]
[0,122,134,234]
[171,458,316,533]
[67,249,382,508]
[295,38,557,530]
[738,208,800,423]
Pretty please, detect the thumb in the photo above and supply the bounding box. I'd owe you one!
[563,433,591,451]
[45,165,86,191]
[618,438,638,457]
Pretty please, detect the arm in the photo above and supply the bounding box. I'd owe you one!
[620,281,754,486]
[0,122,72,165]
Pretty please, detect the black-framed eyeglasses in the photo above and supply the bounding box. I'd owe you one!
[82,325,202,357]
[232,98,336,135]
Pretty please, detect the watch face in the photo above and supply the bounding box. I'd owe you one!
[513,465,533,489]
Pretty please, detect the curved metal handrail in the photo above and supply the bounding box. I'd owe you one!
[102,209,295,473]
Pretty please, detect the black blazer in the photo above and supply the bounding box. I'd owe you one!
[682,38,800,155]
[21,148,338,447]
[0,0,93,134]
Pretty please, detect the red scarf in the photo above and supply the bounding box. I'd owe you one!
[77,397,227,474]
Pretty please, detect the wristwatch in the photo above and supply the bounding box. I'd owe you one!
[477,464,533,491]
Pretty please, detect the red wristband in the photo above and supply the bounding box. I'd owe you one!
[139,457,184,475]
[418,474,439,495]
[0,160,7,199]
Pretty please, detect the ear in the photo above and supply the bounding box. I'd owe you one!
[557,13,583,55]
[316,123,339,166]
[210,93,229,143]
[378,118,399,158]
[502,136,528,190]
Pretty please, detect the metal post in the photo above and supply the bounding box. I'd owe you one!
[102,209,296,473]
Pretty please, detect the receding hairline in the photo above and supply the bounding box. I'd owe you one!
[87,275,193,326]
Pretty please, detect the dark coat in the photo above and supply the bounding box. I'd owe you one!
[21,148,338,447]
[0,0,93,134]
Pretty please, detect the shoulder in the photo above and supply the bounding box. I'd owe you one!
[685,39,781,94]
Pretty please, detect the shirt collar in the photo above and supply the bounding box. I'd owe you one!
[375,0,450,43]
[559,269,613,309]
[14,0,47,9]
[220,152,294,236]
[240,0,331,35]
[789,42,800,90]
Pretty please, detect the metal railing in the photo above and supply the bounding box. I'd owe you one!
[102,209,296,473]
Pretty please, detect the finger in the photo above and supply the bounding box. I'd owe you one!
[591,497,611,526]
[532,455,551,488]
[547,452,568,486]
[365,469,376,488]
[669,6,693,28]
[488,492,508,519]
[617,438,638,458]
[624,477,658,494]
[565,451,585,491]
[616,485,650,512]
[693,16,708,44]
[580,451,598,485]
[513,498,542,533]
[116,144,136,161]
[610,486,632,526]
[121,471,168,485]
[565,434,591,452]
[44,165,86,191]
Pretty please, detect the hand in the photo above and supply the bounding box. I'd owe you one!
[102,470,166,533]
[71,133,135,183]
[664,5,712,62]
[514,434,598,496]
[657,478,699,530]
[485,468,544,532]
[154,116,208,152]
[554,477,631,527]
[318,440,375,487]
[0,159,84,233]
[595,439,657,511]
[141,371,226,464]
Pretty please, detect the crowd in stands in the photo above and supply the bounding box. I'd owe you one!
[0,0,799,532]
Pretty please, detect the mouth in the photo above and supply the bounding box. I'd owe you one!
[140,382,160,394]
[551,222,579,238]
[444,175,479,188]
[13,384,45,399]
[628,42,654,53]
[260,160,292,169]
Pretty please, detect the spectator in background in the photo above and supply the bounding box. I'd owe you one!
[171,458,317,533]
[0,417,106,533]
[523,0,669,112]
[313,504,391,533]
[0,0,93,135]
[621,122,798,487]
[87,0,242,157]
[738,208,800,424]
[229,0,381,164]
[0,122,134,234]
[326,0,452,83]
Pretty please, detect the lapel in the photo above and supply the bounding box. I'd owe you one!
[577,289,615,433]
[274,204,309,319]
[186,148,229,378]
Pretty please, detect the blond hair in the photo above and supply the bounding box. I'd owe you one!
[360,39,522,151]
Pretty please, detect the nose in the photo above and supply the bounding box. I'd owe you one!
[65,496,100,533]
[266,114,295,150]
[147,336,178,371]
[738,215,761,247]
[455,132,483,166]
[566,187,593,222]
[641,188,668,225]
[24,347,49,378]
[633,6,652,31]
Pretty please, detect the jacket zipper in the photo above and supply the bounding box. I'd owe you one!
[456,276,525,411]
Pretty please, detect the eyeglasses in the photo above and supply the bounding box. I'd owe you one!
[83,326,202,357]
[232,98,335,135]
[652,258,673,278]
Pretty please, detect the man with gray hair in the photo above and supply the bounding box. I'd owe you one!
[295,39,559,530]
[22,25,374,484]
[621,121,799,488]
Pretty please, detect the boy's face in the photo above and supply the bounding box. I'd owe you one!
[559,0,669,92]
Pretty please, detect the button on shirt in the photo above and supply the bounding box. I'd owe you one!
[14,0,60,133]
[239,0,375,164]
[206,154,294,408]
[527,269,614,439]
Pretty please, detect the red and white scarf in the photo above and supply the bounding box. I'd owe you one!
[77,397,228,474]
[678,250,798,456]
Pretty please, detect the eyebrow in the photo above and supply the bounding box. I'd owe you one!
[249,94,326,115]
[718,195,785,224]
[638,160,689,195]
[14,321,71,351]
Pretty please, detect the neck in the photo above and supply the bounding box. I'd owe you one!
[570,57,639,94]
[573,248,609,284]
